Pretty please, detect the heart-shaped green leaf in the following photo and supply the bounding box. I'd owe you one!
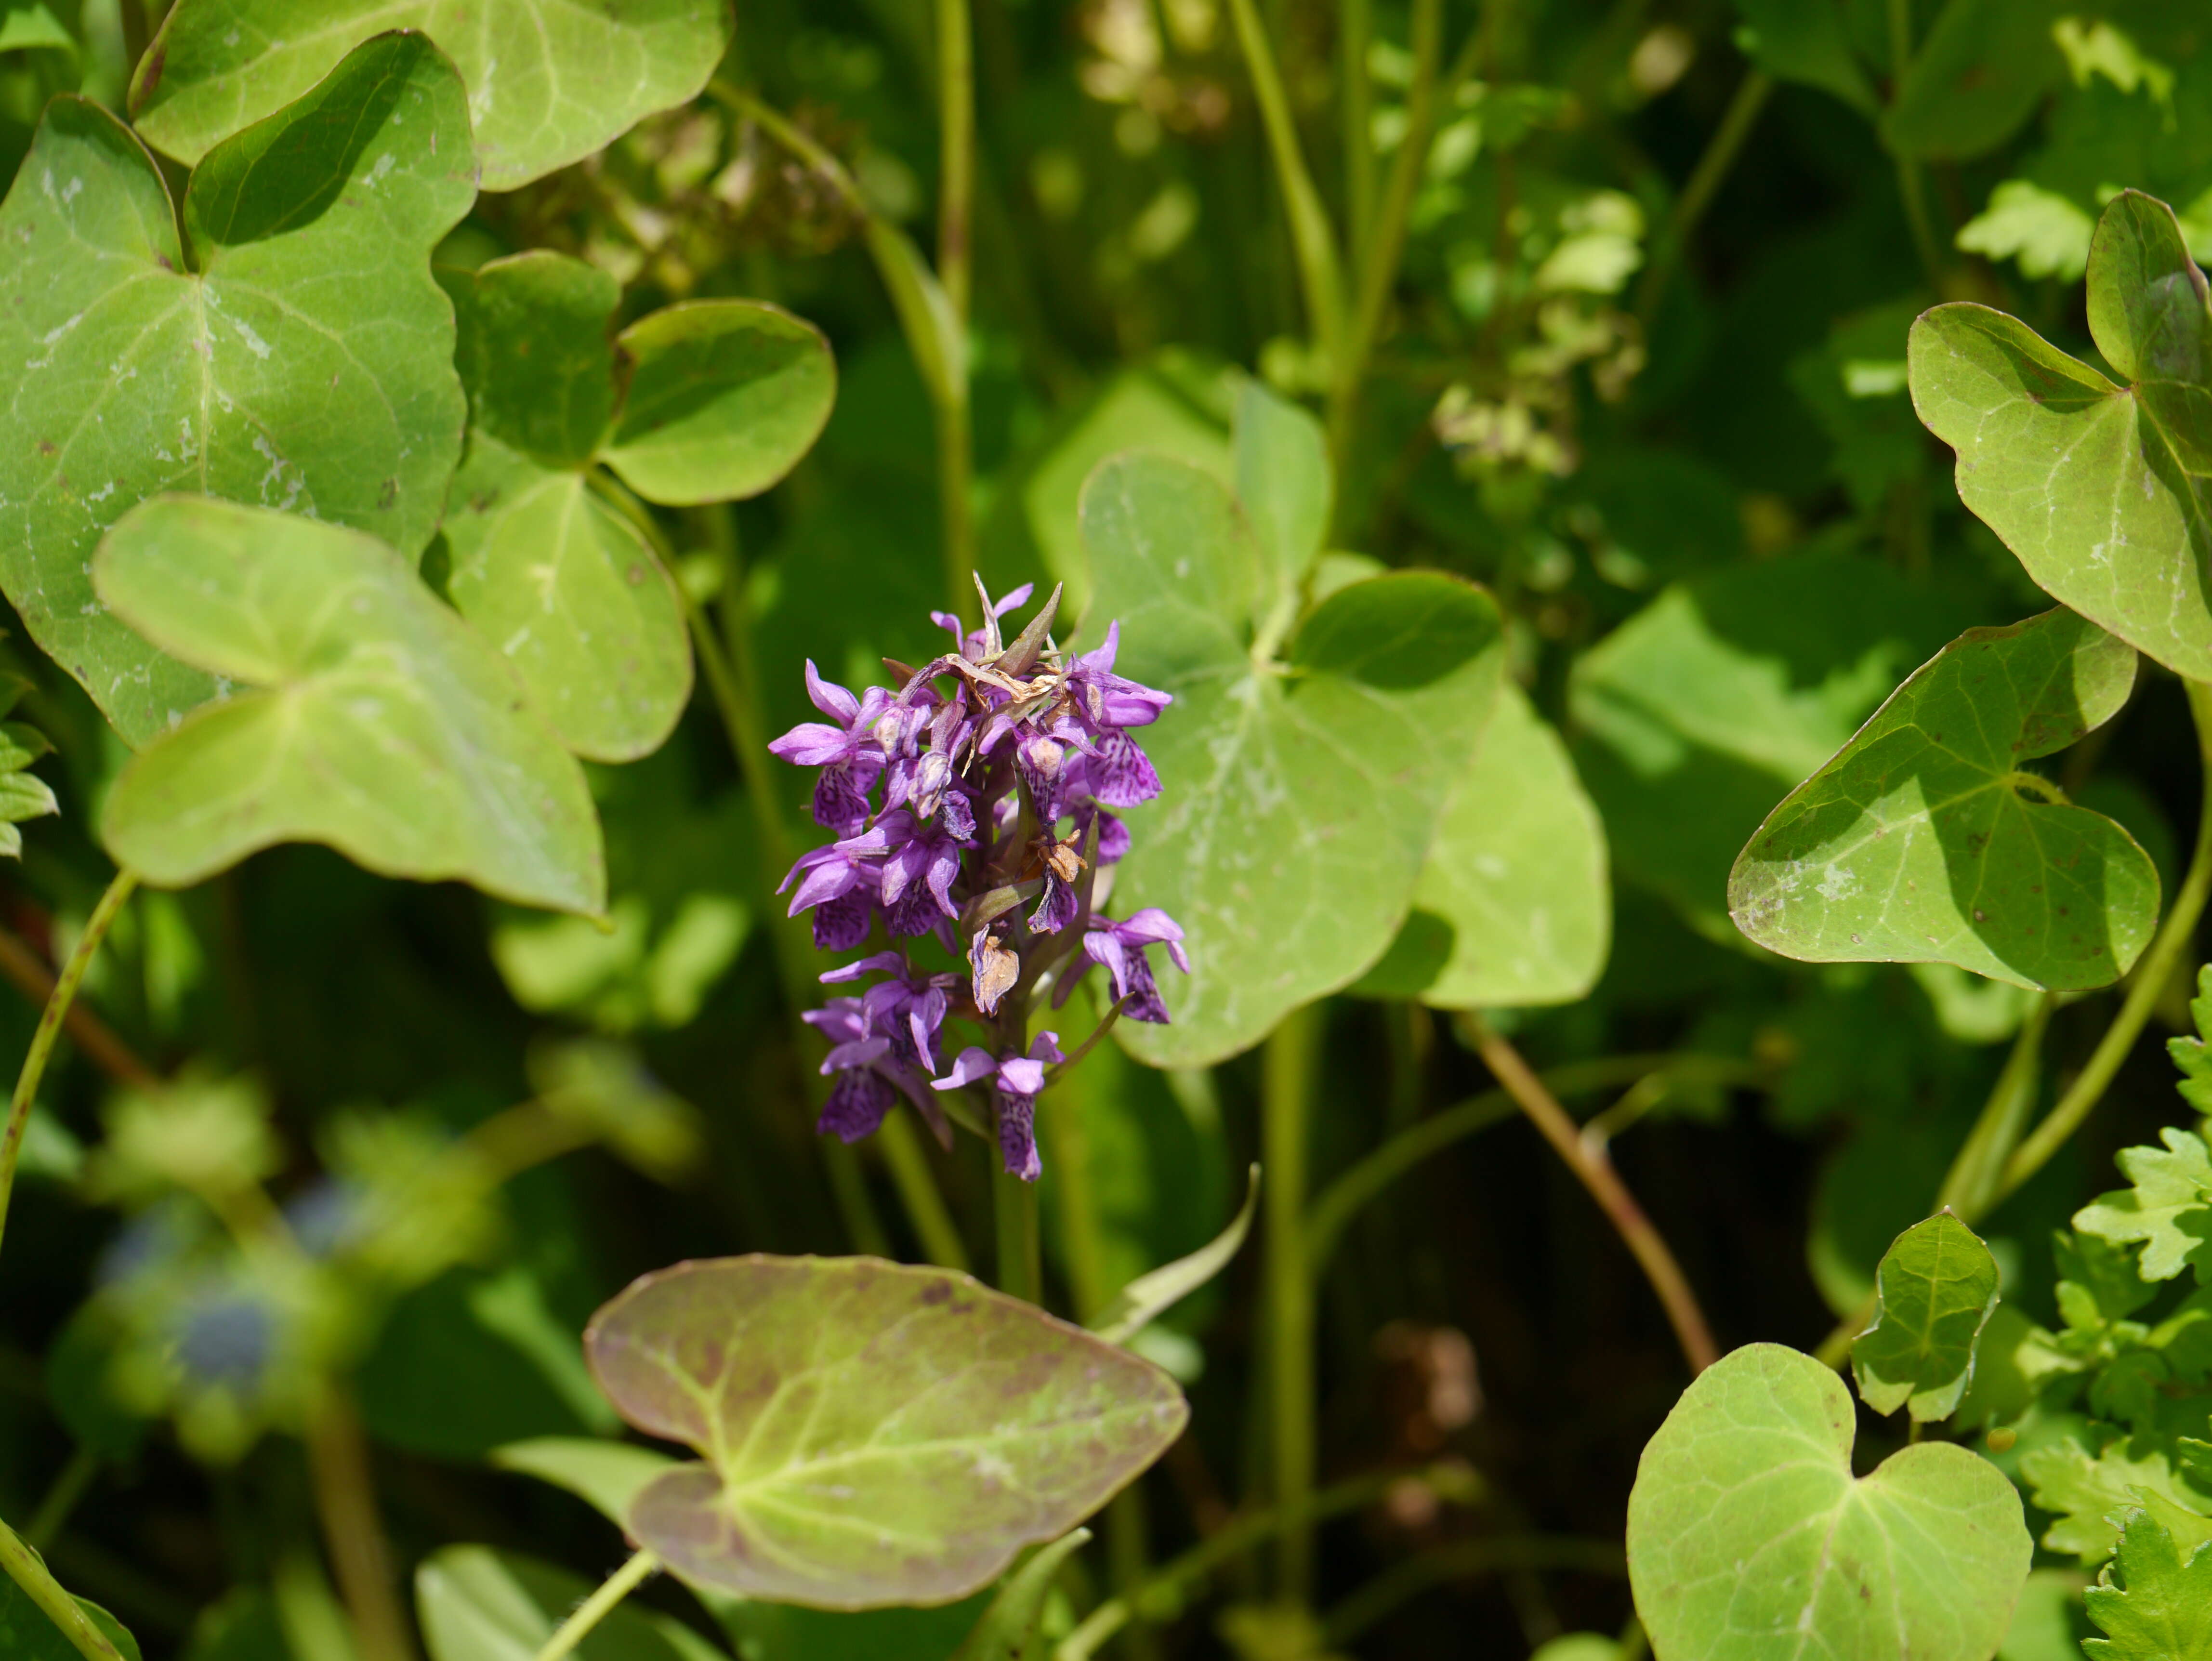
[1355,683,1610,1007]
[441,253,832,761]
[1910,191,2212,680]
[1081,452,1506,1067]
[132,0,731,189]
[0,32,474,747]
[1729,606,2158,991]
[94,496,604,915]
[583,1255,1186,1608]
[1231,380,1328,644]
[600,303,838,506]
[1628,1343,2031,1661]
[416,1545,727,1661]
[1851,1211,2003,1421]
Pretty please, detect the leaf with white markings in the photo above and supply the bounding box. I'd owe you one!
[1910,191,2212,680]
[1730,607,2158,991]
[0,32,474,746]
[133,0,732,189]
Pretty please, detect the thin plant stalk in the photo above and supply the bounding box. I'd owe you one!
[877,1114,971,1270]
[25,1448,98,1553]
[0,925,157,1089]
[1053,1461,1479,1661]
[1327,0,1442,481]
[1935,992,2054,1217]
[305,1386,416,1661]
[1226,0,1348,360]
[993,1156,1042,1302]
[1466,1016,1719,1373]
[936,0,976,322]
[530,1549,659,1661]
[0,1517,123,1661]
[1339,0,1375,254]
[1996,676,2212,1202]
[1305,1053,1769,1281]
[1320,1536,1628,1645]
[0,868,137,1262]
[1883,0,1943,287]
[1632,68,1774,326]
[1260,1002,1323,1601]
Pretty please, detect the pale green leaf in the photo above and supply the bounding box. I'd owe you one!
[946,1530,1090,1661]
[583,1256,1187,1607]
[1090,1164,1258,1346]
[1851,1211,2002,1420]
[1959,181,2098,282]
[0,34,474,746]
[602,302,837,506]
[1082,453,1506,1067]
[1910,192,2212,680]
[1570,548,1970,937]
[2084,1510,2212,1661]
[1882,0,2063,160]
[416,1545,727,1661]
[133,0,731,189]
[527,1036,703,1185]
[443,249,619,469]
[94,496,604,915]
[1627,1343,2031,1661]
[441,436,691,762]
[1729,607,2158,991]
[1355,683,1610,1007]
[0,3,75,54]
[2074,1127,2212,1284]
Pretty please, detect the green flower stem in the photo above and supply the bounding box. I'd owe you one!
[936,0,975,323]
[1226,0,1348,361]
[993,1155,1042,1303]
[0,867,137,1265]
[1632,67,1774,326]
[1339,0,1375,255]
[1991,676,2212,1204]
[1935,992,2054,1218]
[1883,0,1943,287]
[1326,0,1442,485]
[305,1385,416,1661]
[0,1518,123,1661]
[1052,1461,1482,1661]
[678,507,904,1262]
[877,1116,971,1272]
[1465,1016,1719,1373]
[1305,1054,1768,1279]
[531,1549,659,1661]
[1319,1535,1628,1646]
[1260,1002,1324,1602]
[0,922,157,1090]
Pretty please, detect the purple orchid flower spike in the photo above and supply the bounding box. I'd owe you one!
[803,997,951,1146]
[767,662,892,833]
[933,1031,1067,1179]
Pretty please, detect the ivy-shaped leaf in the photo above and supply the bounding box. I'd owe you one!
[132,0,732,189]
[1627,1343,2031,1661]
[2075,1128,2212,1285]
[441,252,832,761]
[583,1255,1186,1608]
[1910,191,2212,681]
[1729,606,2158,992]
[2085,1511,2212,1661]
[1851,1211,2002,1421]
[1355,683,1610,1008]
[0,31,474,747]
[1081,448,1506,1067]
[94,496,604,916]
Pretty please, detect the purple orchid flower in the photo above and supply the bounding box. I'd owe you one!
[777,839,882,952]
[819,953,955,1078]
[767,662,893,833]
[802,997,950,1146]
[865,810,970,937]
[1063,621,1173,732]
[1055,907,1190,1023]
[933,1031,1067,1180]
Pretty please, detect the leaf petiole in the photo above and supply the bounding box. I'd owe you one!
[530,1548,659,1661]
